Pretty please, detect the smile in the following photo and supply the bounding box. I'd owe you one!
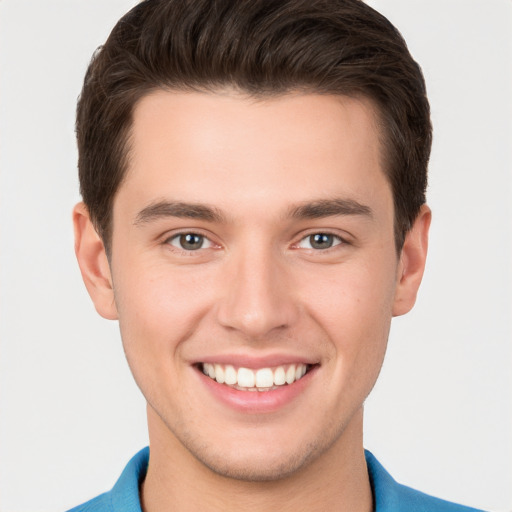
[201,363,310,391]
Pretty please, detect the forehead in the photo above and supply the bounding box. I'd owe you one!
[119,90,391,220]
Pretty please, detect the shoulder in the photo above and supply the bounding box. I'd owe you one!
[65,447,149,512]
[66,492,112,512]
[388,481,486,512]
[365,450,487,512]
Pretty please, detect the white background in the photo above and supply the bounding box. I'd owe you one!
[0,1,510,511]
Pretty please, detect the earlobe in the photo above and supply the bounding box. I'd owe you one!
[392,204,431,317]
[73,202,118,320]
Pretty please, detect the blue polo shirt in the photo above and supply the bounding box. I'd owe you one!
[67,447,486,511]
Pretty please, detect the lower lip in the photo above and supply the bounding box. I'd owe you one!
[196,366,317,414]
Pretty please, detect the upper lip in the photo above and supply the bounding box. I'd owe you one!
[192,353,319,369]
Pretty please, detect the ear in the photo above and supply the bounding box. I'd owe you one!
[392,204,431,317]
[73,202,118,320]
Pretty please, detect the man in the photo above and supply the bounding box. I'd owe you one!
[69,0,485,511]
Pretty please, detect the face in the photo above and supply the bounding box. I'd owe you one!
[75,90,429,481]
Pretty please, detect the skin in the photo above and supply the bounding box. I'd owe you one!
[74,90,430,512]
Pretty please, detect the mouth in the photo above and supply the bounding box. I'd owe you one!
[199,362,313,392]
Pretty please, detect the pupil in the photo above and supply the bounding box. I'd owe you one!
[311,233,333,249]
[180,233,203,250]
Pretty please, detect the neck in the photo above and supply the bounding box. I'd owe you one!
[141,406,372,512]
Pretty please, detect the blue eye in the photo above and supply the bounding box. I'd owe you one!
[168,233,212,251]
[298,233,342,250]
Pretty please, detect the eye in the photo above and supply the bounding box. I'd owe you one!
[297,233,343,250]
[167,233,213,251]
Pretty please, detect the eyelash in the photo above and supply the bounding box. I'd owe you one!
[163,231,347,253]
[165,232,215,252]
[294,232,346,251]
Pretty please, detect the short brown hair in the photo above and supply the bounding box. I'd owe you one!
[76,0,432,252]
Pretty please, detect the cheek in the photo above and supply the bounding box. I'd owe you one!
[308,258,396,326]
[111,264,218,410]
[112,263,215,360]
[304,260,397,371]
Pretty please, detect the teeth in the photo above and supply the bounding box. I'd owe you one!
[285,365,296,384]
[255,368,274,388]
[214,364,225,384]
[295,364,306,380]
[274,366,286,385]
[201,362,309,390]
[224,365,237,385]
[237,367,255,388]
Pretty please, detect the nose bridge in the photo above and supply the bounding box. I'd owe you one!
[216,239,297,339]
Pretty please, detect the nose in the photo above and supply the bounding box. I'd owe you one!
[216,245,300,340]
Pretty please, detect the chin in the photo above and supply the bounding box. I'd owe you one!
[193,442,322,482]
[172,419,341,483]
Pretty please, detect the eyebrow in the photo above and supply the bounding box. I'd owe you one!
[134,200,226,225]
[134,197,373,226]
[288,198,373,220]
